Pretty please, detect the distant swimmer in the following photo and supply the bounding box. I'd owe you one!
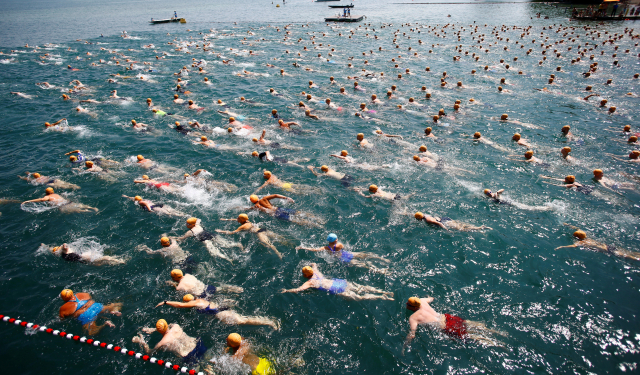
[424,127,437,139]
[19,172,80,190]
[560,125,573,141]
[278,119,301,129]
[122,195,187,216]
[252,129,301,150]
[133,175,183,193]
[592,169,635,191]
[132,319,208,365]
[468,132,509,152]
[255,170,317,194]
[413,155,471,174]
[356,133,372,148]
[157,294,278,329]
[540,175,594,195]
[216,214,283,259]
[555,225,640,261]
[403,296,503,351]
[166,269,243,298]
[10,91,33,99]
[560,147,575,162]
[136,236,189,264]
[135,154,155,169]
[296,233,390,271]
[282,263,394,300]
[507,150,548,166]
[354,184,410,202]
[186,169,239,193]
[44,118,68,130]
[59,289,122,335]
[308,164,354,187]
[483,188,551,211]
[22,187,98,213]
[606,150,640,163]
[330,150,389,170]
[511,133,531,148]
[173,217,241,262]
[220,333,276,375]
[45,243,127,265]
[248,194,324,227]
[131,119,150,130]
[413,211,491,232]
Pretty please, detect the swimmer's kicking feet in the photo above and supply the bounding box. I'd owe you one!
[282,263,393,300]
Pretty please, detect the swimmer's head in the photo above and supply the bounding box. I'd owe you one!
[302,266,314,279]
[305,109,311,115]
[561,125,570,134]
[228,127,233,133]
[237,213,249,223]
[227,333,242,349]
[413,155,420,162]
[419,145,427,152]
[147,98,152,103]
[565,175,576,184]
[263,171,272,179]
[33,173,41,178]
[369,184,378,193]
[272,109,277,115]
[85,161,93,168]
[629,136,638,143]
[252,138,258,143]
[250,195,259,204]
[134,196,142,201]
[483,189,492,196]
[201,136,208,142]
[414,212,424,220]
[188,100,193,105]
[624,125,631,132]
[170,269,183,281]
[425,127,432,135]
[561,147,571,155]
[593,169,603,177]
[439,109,445,116]
[512,133,521,141]
[375,130,383,135]
[320,165,329,173]
[473,132,481,139]
[156,319,168,334]
[142,175,149,180]
[573,230,587,240]
[252,151,259,157]
[182,294,195,302]
[360,103,366,109]
[174,94,179,99]
[52,246,60,253]
[524,150,534,159]
[357,133,364,141]
[229,117,235,122]
[186,217,198,228]
[406,297,421,310]
[45,187,54,195]
[501,114,508,121]
[609,106,616,114]
[630,150,640,159]
[69,155,77,162]
[161,237,171,247]
[60,289,74,301]
[137,155,145,161]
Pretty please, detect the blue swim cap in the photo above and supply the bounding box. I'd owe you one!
[327,233,338,243]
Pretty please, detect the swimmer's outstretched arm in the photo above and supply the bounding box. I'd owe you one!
[216,223,251,234]
[173,230,194,242]
[281,280,313,293]
[64,150,81,155]
[21,197,49,204]
[330,154,348,161]
[265,194,293,202]
[155,300,199,308]
[307,166,321,176]
[539,175,565,182]
[352,188,371,198]
[122,195,136,201]
[555,244,578,250]
[295,245,325,252]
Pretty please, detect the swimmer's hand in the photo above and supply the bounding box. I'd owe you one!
[132,334,145,343]
[141,327,155,334]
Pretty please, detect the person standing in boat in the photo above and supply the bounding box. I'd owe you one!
[174,11,177,19]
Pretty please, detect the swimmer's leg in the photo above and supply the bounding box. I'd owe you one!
[350,282,392,295]
[354,252,391,263]
[50,181,81,190]
[157,206,188,217]
[257,232,282,259]
[102,302,123,315]
[204,240,233,262]
[213,236,243,251]
[217,311,279,330]
[216,284,244,294]
[92,255,128,266]
[85,321,112,335]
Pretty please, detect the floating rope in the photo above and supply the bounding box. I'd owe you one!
[0,314,204,375]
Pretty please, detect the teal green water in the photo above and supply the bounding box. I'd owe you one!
[1,1,640,374]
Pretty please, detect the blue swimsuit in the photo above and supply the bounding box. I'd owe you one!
[198,305,230,315]
[275,207,296,221]
[328,244,353,263]
[198,285,217,298]
[72,297,103,325]
[183,339,207,364]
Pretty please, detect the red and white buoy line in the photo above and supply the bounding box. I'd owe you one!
[0,314,204,375]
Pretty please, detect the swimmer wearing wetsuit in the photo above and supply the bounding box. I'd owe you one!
[157,294,278,329]
[404,296,502,351]
[58,289,122,335]
[282,263,393,300]
[132,319,207,365]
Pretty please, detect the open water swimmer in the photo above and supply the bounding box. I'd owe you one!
[58,289,122,335]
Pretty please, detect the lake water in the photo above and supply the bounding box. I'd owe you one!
[1,1,639,374]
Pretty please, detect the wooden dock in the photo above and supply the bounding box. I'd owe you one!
[325,15,364,22]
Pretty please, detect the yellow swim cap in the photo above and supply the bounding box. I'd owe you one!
[320,165,329,172]
[573,230,587,240]
[593,169,603,176]
[33,173,41,178]
[142,175,149,180]
[52,246,60,253]
[525,150,534,158]
[419,145,427,152]
[562,147,571,153]
[69,155,77,162]
[357,133,364,140]
[85,161,93,167]
[161,237,171,246]
[170,269,183,280]
[183,294,195,302]
[473,132,481,138]
[186,217,198,227]
[156,319,168,334]
[407,297,421,309]
[512,133,521,141]
[413,155,420,161]
[238,213,249,223]
[341,150,348,157]
[134,196,142,201]
[630,136,638,143]
[228,127,233,133]
[501,114,508,120]
[250,195,259,203]
[483,189,491,195]
[252,138,259,142]
[60,289,74,301]
[369,184,378,192]
[414,212,424,220]
[227,333,242,348]
[229,117,235,122]
[263,171,272,179]
[137,155,144,161]
[565,175,575,183]
[433,115,439,122]
[201,136,208,141]
[562,125,570,132]
[302,266,314,278]
[252,151,259,157]
[45,187,54,194]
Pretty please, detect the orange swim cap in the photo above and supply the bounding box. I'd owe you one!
[60,289,74,301]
